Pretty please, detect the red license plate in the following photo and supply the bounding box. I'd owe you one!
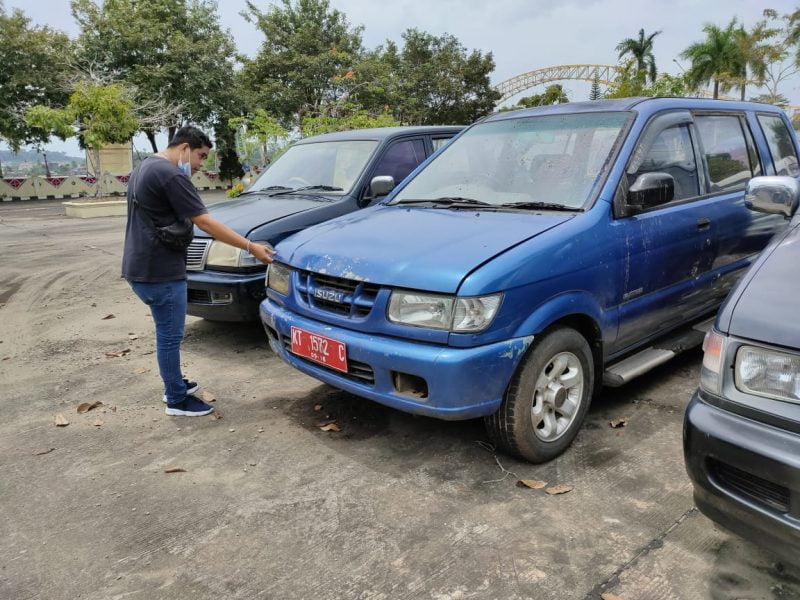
[290,326,348,373]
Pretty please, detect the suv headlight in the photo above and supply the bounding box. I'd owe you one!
[388,291,501,332]
[736,345,800,403]
[206,240,271,268]
[699,329,727,395]
[267,262,291,296]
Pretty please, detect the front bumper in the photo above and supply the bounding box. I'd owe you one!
[186,270,266,321]
[259,298,532,420]
[684,389,800,562]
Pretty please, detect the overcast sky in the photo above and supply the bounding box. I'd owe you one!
[4,0,799,157]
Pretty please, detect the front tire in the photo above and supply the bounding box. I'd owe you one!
[485,327,594,463]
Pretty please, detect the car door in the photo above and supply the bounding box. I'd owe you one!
[611,110,718,353]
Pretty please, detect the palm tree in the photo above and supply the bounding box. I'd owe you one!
[616,29,662,84]
[733,23,770,101]
[681,19,742,99]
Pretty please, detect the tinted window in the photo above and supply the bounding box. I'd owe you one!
[695,115,753,191]
[431,137,453,151]
[757,114,800,176]
[629,125,699,202]
[372,138,426,185]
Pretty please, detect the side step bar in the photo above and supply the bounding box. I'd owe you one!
[602,316,714,387]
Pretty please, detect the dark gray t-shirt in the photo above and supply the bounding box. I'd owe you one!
[121,156,208,282]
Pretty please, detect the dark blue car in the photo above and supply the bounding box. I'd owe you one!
[684,175,800,562]
[261,98,796,463]
[186,126,462,321]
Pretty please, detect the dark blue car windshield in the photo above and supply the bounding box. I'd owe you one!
[392,112,629,209]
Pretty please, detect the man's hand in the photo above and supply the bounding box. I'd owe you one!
[249,242,276,264]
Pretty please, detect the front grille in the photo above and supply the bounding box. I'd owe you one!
[710,459,791,513]
[186,238,211,270]
[296,270,380,318]
[281,336,375,385]
[188,289,212,304]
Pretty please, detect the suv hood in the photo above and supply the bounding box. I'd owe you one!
[724,221,800,348]
[194,194,331,236]
[278,205,572,293]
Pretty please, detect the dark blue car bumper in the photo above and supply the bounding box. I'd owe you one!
[260,298,532,420]
[684,389,800,562]
[187,269,267,321]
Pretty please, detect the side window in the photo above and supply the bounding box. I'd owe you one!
[757,114,800,176]
[431,137,453,152]
[695,115,753,191]
[371,138,427,186]
[628,124,699,204]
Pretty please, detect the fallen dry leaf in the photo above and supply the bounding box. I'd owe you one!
[609,417,629,428]
[313,404,323,411]
[319,422,341,432]
[33,448,55,456]
[601,593,625,600]
[517,479,547,489]
[54,414,69,427]
[164,467,186,473]
[104,349,131,358]
[201,390,216,403]
[2,356,10,361]
[545,484,574,495]
[132,367,149,375]
[128,334,139,341]
[77,401,103,414]
[210,410,223,420]
[102,314,115,320]
[93,418,104,427]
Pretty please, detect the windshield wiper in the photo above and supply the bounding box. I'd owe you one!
[270,184,343,196]
[395,196,492,207]
[498,201,576,211]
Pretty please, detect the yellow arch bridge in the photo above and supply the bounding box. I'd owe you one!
[494,64,621,104]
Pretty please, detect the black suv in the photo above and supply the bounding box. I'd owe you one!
[186,126,463,321]
[684,170,800,561]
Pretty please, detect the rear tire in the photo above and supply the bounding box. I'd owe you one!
[485,327,594,463]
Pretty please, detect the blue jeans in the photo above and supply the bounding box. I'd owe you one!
[129,280,188,405]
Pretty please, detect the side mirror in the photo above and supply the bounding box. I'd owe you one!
[744,176,800,219]
[369,175,395,199]
[628,172,674,210]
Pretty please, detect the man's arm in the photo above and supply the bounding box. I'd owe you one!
[191,213,276,264]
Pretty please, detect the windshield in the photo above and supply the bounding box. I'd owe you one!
[249,140,378,194]
[391,112,630,209]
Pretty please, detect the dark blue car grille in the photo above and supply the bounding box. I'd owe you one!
[710,459,791,513]
[296,270,380,318]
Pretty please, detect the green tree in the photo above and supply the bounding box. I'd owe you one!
[300,104,399,137]
[214,123,243,187]
[681,19,743,99]
[0,3,72,177]
[748,9,800,106]
[71,0,238,151]
[240,0,364,124]
[229,109,290,167]
[515,84,569,108]
[25,81,138,191]
[606,60,692,99]
[616,28,662,84]
[392,29,500,125]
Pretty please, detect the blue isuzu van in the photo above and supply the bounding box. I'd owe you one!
[260,98,797,463]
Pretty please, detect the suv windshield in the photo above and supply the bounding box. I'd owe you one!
[391,112,629,209]
[249,140,378,194]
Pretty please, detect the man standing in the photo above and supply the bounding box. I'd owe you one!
[122,126,275,416]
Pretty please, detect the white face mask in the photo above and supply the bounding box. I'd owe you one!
[177,148,192,177]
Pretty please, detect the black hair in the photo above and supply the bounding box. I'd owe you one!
[167,125,213,150]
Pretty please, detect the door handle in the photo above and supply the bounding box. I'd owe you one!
[696,217,711,231]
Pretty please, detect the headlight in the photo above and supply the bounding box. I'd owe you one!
[388,291,501,332]
[699,329,727,395]
[267,262,291,296]
[736,345,800,403]
[206,240,271,268]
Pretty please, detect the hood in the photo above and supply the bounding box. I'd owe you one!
[725,222,800,348]
[278,205,572,293]
[195,194,330,236]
